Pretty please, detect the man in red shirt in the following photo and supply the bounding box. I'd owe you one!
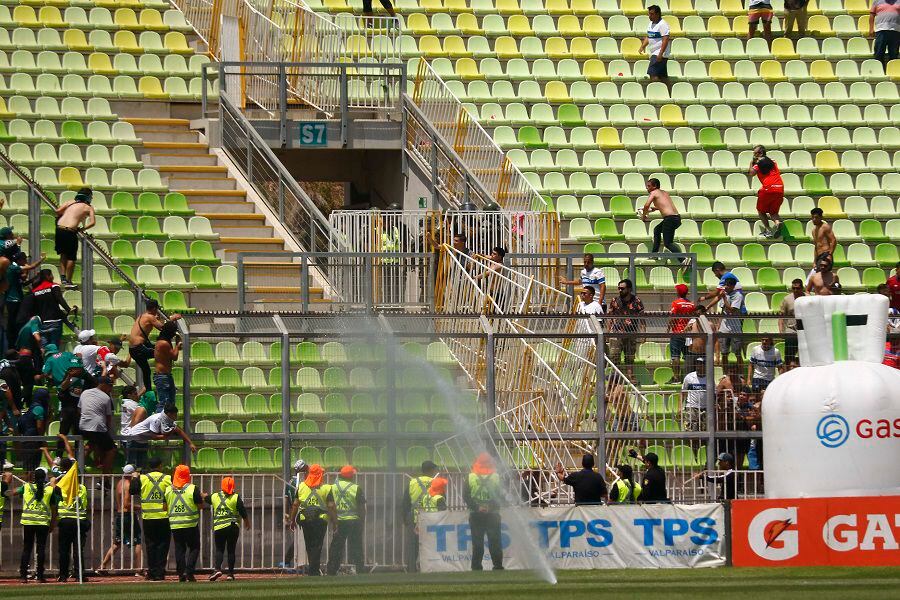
[669,283,695,380]
[748,145,785,239]
[887,261,900,311]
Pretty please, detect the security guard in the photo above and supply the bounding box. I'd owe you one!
[464,453,503,571]
[288,463,331,576]
[166,464,206,582]
[608,464,642,503]
[209,476,250,581]
[420,477,448,515]
[56,458,90,582]
[130,456,172,580]
[17,467,60,583]
[325,465,365,576]
[403,460,438,572]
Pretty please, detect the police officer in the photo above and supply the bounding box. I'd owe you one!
[16,467,60,583]
[464,453,503,571]
[326,465,365,576]
[209,476,250,581]
[56,458,90,582]
[166,464,206,582]
[130,456,171,580]
[287,463,332,576]
[608,464,642,503]
[402,460,438,572]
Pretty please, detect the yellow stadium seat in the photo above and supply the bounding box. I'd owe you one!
[887,59,900,81]
[709,60,735,81]
[667,16,683,36]
[455,57,483,79]
[621,0,645,15]
[64,29,92,51]
[420,0,444,12]
[444,0,470,11]
[39,7,65,27]
[139,76,167,99]
[597,127,623,149]
[558,15,582,35]
[322,0,349,8]
[545,80,571,102]
[570,37,594,58]
[164,32,191,53]
[419,35,443,56]
[13,6,38,26]
[508,14,533,35]
[805,0,822,13]
[114,8,139,28]
[546,0,571,14]
[571,0,595,14]
[810,59,837,81]
[760,60,786,81]
[546,37,570,58]
[844,0,869,14]
[814,153,842,173]
[139,9,165,30]
[732,16,748,36]
[817,194,846,217]
[456,13,483,34]
[621,37,643,59]
[584,59,608,81]
[583,15,606,35]
[406,13,434,33]
[660,104,687,125]
[59,167,84,189]
[720,0,743,15]
[807,15,834,35]
[707,15,731,36]
[88,52,116,74]
[496,0,522,14]
[495,36,521,58]
[670,0,697,15]
[444,36,470,57]
[771,37,798,59]
[344,34,371,57]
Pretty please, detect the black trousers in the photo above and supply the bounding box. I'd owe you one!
[362,0,393,13]
[406,524,419,572]
[142,518,170,580]
[213,524,240,575]
[128,343,155,390]
[172,526,201,578]
[20,524,49,578]
[300,517,327,576]
[652,214,682,254]
[326,519,363,575]
[58,519,90,579]
[57,406,80,455]
[469,511,503,570]
[6,301,19,346]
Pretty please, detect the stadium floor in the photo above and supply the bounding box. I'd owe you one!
[0,567,898,599]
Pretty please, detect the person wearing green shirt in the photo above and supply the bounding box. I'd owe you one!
[16,316,42,356]
[41,345,75,388]
[6,252,43,338]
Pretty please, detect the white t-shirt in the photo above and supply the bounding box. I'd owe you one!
[128,412,176,441]
[646,19,671,58]
[750,345,783,382]
[577,300,604,316]
[121,399,140,435]
[580,267,606,295]
[718,291,745,334]
[73,344,102,373]
[682,371,707,409]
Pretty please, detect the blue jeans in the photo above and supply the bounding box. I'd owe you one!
[152,373,176,413]
[874,30,900,66]
[40,321,63,349]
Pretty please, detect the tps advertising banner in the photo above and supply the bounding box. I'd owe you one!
[418,503,725,571]
[731,496,900,567]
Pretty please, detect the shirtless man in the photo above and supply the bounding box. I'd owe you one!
[807,256,840,295]
[128,299,180,391]
[641,178,686,263]
[98,464,143,576]
[54,188,96,289]
[152,321,181,413]
[810,208,837,261]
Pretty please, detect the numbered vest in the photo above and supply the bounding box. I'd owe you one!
[140,472,171,520]
[166,483,200,529]
[297,483,329,522]
[21,484,53,526]
[331,480,359,521]
[57,484,89,520]
[211,491,239,531]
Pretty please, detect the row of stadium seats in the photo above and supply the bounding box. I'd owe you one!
[188,340,457,365]
[0,27,192,53]
[0,6,190,31]
[0,73,216,99]
[0,50,209,75]
[192,391,477,417]
[194,417,461,433]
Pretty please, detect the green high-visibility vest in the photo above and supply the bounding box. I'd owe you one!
[612,479,641,503]
[166,483,200,529]
[381,228,400,264]
[0,490,5,525]
[409,475,432,522]
[297,483,330,522]
[140,472,171,520]
[468,472,500,505]
[21,484,53,526]
[211,491,239,531]
[421,494,444,514]
[57,484,89,520]
[331,480,359,521]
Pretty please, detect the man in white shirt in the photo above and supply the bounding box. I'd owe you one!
[119,385,149,470]
[73,329,102,377]
[640,5,671,82]
[560,253,606,306]
[748,336,783,392]
[681,358,708,431]
[576,286,604,316]
[127,403,196,453]
[718,275,746,375]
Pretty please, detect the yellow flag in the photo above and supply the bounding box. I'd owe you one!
[56,461,79,505]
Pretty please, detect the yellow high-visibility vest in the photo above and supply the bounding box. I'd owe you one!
[21,484,53,526]
[140,472,171,520]
[166,484,200,529]
[211,491,239,531]
[57,484,89,520]
[331,480,359,521]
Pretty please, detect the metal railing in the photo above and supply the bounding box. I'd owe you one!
[408,59,549,212]
[219,92,332,259]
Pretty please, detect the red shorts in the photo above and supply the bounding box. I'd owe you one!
[757,190,784,214]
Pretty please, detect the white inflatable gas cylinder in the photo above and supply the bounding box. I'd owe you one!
[762,294,900,498]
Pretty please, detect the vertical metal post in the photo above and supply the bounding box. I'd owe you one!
[628,255,636,290]
[27,188,40,261]
[201,63,208,116]
[593,320,606,470]
[463,173,471,207]
[481,316,496,421]
[80,240,93,330]
[385,332,397,472]
[565,256,575,296]
[340,68,349,148]
[236,254,245,312]
[364,255,373,312]
[309,217,316,253]
[278,180,285,225]
[690,254,699,304]
[246,121,253,181]
[430,133,440,208]
[300,255,310,312]
[181,325,192,466]
[705,328,716,471]
[280,327,291,484]
[279,64,288,148]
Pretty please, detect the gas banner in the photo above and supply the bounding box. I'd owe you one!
[418,503,726,571]
[731,496,900,567]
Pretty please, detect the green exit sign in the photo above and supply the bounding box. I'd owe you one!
[298,122,327,146]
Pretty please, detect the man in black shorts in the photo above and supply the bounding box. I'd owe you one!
[77,376,116,478]
[640,6,671,83]
[53,188,95,289]
[99,464,143,575]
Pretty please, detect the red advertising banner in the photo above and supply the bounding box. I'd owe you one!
[731,496,900,567]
